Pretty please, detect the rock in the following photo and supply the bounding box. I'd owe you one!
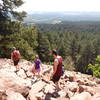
[94,87,100,94]
[0,90,7,100]
[85,80,97,87]
[7,91,26,100]
[58,90,66,97]
[64,71,76,82]
[66,82,78,93]
[0,58,100,100]
[44,84,55,94]
[70,92,92,100]
[91,93,100,100]
[95,78,100,84]
[0,69,29,96]
[78,85,95,95]
[76,79,85,85]
[19,61,32,71]
[35,92,45,100]
[50,97,69,100]
[58,97,69,100]
[17,69,27,79]
[42,75,51,82]
[31,80,46,93]
[29,80,46,100]
[50,97,57,100]
[26,70,33,77]
[86,86,95,95]
[66,90,74,98]
[78,85,85,93]
[42,67,52,75]
[27,94,37,100]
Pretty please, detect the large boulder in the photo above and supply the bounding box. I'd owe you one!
[28,80,46,100]
[44,84,56,94]
[18,61,32,71]
[65,82,78,93]
[0,90,7,100]
[7,91,26,100]
[91,93,100,100]
[17,69,27,79]
[70,92,92,100]
[0,69,29,96]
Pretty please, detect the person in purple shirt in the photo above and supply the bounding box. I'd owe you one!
[33,55,42,78]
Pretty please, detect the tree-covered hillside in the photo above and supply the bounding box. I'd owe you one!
[0,21,100,75]
[37,23,100,74]
[0,0,100,76]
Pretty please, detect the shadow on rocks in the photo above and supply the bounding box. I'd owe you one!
[44,92,60,100]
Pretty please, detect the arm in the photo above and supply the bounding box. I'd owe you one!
[17,51,21,59]
[11,52,13,60]
[31,63,35,73]
[52,59,58,76]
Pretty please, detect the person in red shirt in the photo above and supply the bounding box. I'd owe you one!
[11,47,21,70]
[51,49,63,90]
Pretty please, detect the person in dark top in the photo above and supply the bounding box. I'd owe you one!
[51,50,63,90]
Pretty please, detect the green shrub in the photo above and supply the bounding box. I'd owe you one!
[88,55,100,78]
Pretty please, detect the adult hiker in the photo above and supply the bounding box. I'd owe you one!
[32,55,42,78]
[11,47,21,70]
[51,49,63,90]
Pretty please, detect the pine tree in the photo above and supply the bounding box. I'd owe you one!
[37,32,51,62]
[76,41,95,73]
[0,0,26,21]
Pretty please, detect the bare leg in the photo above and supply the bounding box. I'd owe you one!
[35,72,40,78]
[16,65,20,70]
[55,82,61,91]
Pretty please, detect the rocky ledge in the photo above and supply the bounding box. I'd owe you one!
[0,58,100,100]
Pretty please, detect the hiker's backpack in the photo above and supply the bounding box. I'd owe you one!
[58,57,64,75]
[54,57,64,76]
[62,64,65,74]
[12,50,20,61]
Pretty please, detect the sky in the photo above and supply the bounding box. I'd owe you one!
[18,0,100,13]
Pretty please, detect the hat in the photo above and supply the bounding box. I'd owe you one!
[52,49,58,55]
[35,55,39,59]
[12,47,16,51]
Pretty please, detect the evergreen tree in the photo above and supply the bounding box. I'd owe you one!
[0,0,26,35]
[76,41,95,73]
[37,32,51,62]
[0,0,26,21]
[0,22,38,60]
[66,33,80,67]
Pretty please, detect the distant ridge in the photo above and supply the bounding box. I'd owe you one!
[23,11,100,24]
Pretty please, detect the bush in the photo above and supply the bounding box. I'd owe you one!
[88,55,100,78]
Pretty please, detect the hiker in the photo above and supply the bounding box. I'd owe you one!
[51,49,63,90]
[11,47,21,70]
[32,55,42,78]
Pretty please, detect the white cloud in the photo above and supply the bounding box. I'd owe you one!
[17,0,100,13]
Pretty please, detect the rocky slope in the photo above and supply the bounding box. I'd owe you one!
[0,58,100,100]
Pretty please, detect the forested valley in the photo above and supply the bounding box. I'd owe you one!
[0,21,100,77]
[0,0,100,78]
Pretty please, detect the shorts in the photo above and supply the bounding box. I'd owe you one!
[35,68,40,73]
[51,75,61,83]
[14,60,19,66]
